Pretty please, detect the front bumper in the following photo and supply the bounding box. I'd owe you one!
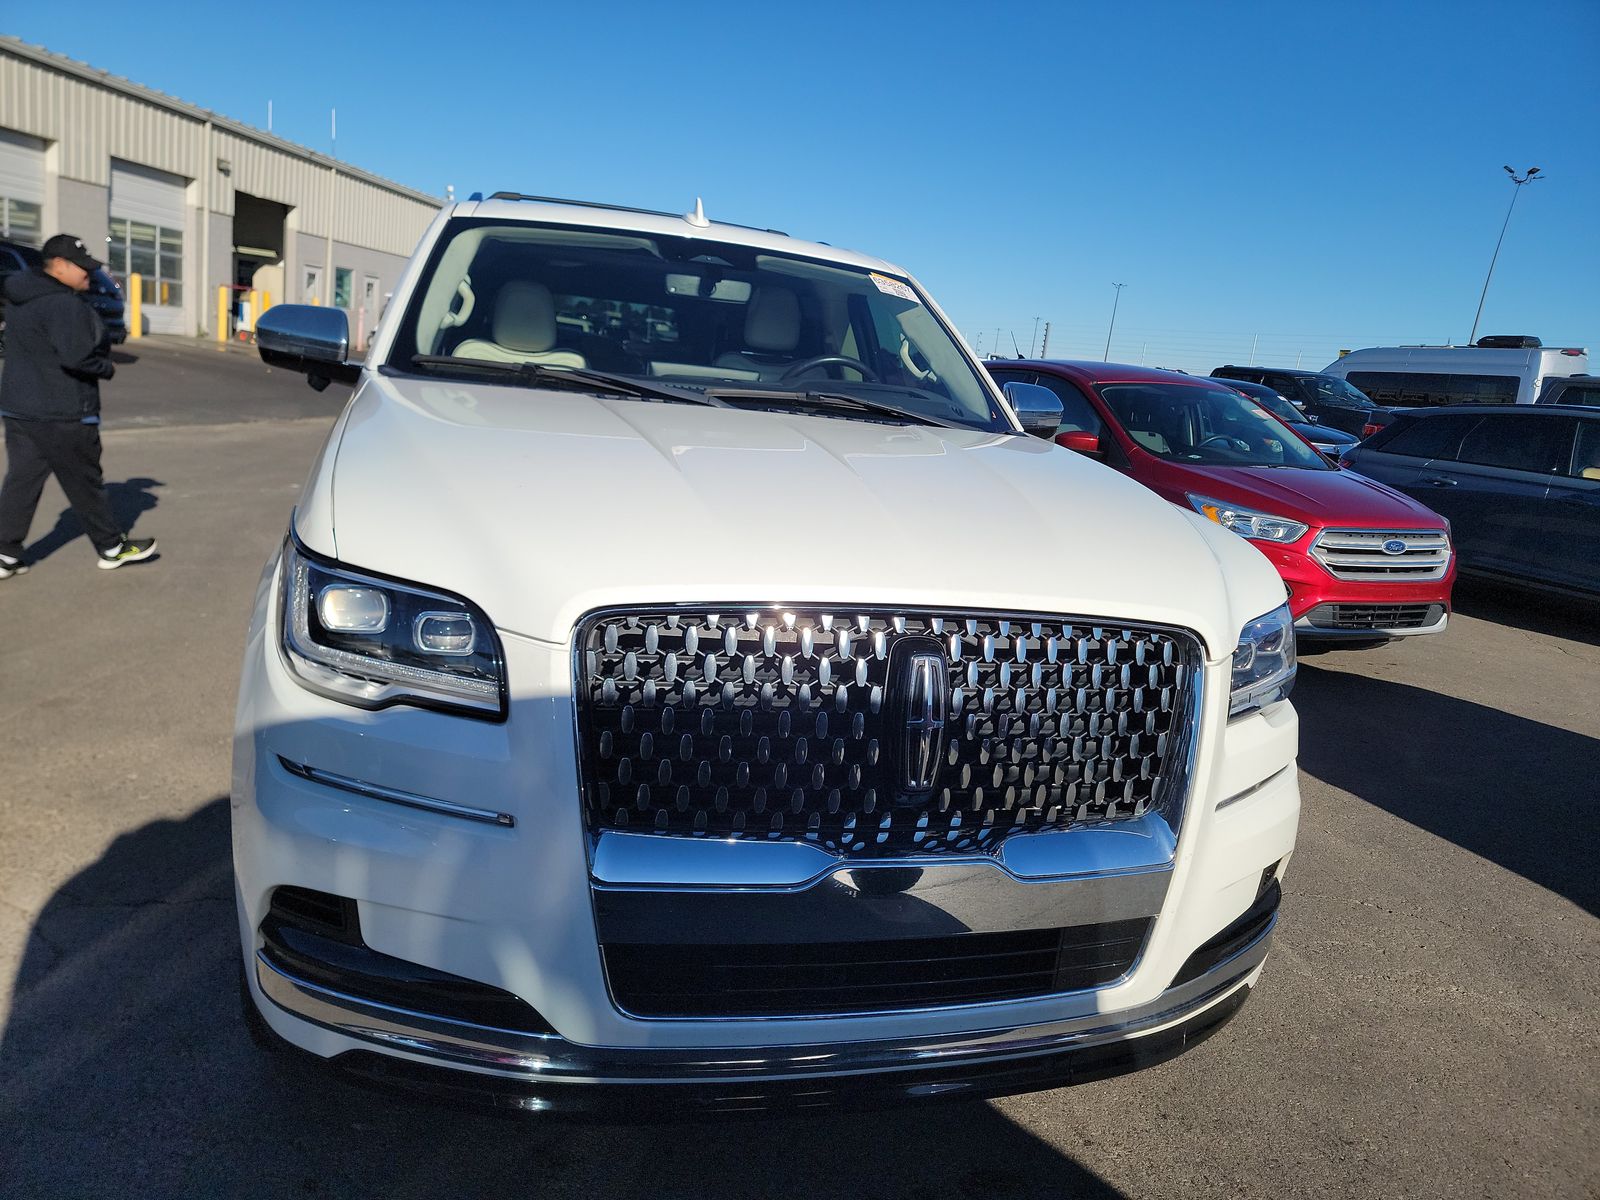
[233,556,1301,1107]
[251,910,1271,1114]
[1260,539,1455,639]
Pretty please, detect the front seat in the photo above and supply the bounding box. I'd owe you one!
[713,288,801,380]
[453,281,586,368]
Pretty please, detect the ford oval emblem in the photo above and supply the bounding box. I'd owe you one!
[1382,538,1408,556]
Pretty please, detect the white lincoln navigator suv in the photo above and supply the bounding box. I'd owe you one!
[234,194,1300,1113]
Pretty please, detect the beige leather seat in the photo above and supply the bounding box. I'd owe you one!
[454,281,586,368]
[713,288,801,380]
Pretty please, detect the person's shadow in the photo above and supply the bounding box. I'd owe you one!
[0,797,1133,1200]
[22,475,162,562]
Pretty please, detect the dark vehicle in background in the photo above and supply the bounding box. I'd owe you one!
[1212,365,1393,438]
[1341,405,1600,596]
[0,239,127,353]
[1537,375,1600,408]
[1216,378,1360,459]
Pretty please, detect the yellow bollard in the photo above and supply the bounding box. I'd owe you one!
[247,289,259,337]
[127,274,142,339]
[260,290,271,315]
[216,286,228,343]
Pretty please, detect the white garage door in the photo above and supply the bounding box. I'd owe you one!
[110,160,189,334]
[0,128,45,247]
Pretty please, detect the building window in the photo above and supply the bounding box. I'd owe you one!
[0,197,42,246]
[303,266,323,303]
[108,217,183,306]
[334,267,353,309]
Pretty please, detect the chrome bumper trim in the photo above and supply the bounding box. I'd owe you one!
[277,757,515,827]
[1293,612,1449,639]
[253,918,1273,1085]
[591,810,1178,888]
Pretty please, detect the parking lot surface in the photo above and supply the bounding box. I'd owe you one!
[0,339,1595,1199]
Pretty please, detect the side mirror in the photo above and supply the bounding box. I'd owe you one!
[1001,381,1064,437]
[1054,430,1103,456]
[257,304,361,391]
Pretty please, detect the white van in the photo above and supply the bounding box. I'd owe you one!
[1322,337,1589,408]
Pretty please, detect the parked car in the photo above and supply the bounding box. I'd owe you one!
[1215,378,1360,459]
[987,361,1456,640]
[1210,365,1393,437]
[1536,374,1600,408]
[1324,337,1589,408]
[1339,405,1600,596]
[1,238,127,352]
[235,194,1302,1114]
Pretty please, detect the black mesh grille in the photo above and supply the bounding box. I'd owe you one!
[1304,602,1443,630]
[575,608,1198,856]
[603,920,1152,1017]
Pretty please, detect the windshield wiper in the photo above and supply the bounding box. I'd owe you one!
[708,387,955,428]
[407,356,715,405]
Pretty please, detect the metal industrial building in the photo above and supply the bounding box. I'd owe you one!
[0,37,440,338]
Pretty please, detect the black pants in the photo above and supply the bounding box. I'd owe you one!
[0,417,123,558]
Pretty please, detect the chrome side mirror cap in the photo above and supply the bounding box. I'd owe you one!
[257,305,360,391]
[1001,381,1065,437]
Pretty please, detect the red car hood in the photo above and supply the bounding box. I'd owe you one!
[1171,463,1444,529]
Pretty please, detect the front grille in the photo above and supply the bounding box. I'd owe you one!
[575,608,1199,857]
[603,920,1152,1017]
[1311,529,1451,581]
[1303,602,1445,630]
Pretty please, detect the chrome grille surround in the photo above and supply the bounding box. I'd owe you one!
[573,607,1202,857]
[1311,529,1452,581]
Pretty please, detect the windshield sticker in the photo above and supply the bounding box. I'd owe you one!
[870,273,919,303]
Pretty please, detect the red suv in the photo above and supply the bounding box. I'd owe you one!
[987,361,1456,640]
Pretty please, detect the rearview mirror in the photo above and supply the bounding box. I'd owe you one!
[1054,430,1102,457]
[257,304,361,391]
[1001,381,1064,437]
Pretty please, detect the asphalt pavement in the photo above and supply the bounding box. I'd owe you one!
[0,338,1595,1199]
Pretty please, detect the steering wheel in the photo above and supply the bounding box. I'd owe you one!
[778,355,879,382]
[1199,434,1251,452]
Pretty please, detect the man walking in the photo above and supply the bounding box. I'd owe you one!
[0,233,155,579]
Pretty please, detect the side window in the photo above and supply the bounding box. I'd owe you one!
[1551,385,1600,409]
[1369,414,1482,461]
[1267,375,1309,403]
[1033,376,1103,435]
[1569,421,1600,480]
[1456,415,1572,474]
[985,369,1035,391]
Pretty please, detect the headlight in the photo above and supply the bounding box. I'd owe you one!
[278,534,505,718]
[1230,604,1296,717]
[1188,493,1309,544]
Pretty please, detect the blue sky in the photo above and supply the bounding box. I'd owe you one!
[11,1,1598,372]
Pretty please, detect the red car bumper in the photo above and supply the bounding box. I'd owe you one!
[1259,537,1456,639]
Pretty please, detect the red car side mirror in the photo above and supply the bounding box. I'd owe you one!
[1055,430,1102,456]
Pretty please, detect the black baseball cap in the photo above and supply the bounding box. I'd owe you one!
[41,233,102,272]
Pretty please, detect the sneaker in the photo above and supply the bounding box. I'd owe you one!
[97,537,158,570]
[0,553,27,579]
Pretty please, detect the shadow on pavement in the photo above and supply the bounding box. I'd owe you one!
[110,350,139,365]
[1293,665,1600,915]
[1451,576,1600,648]
[0,799,1127,1200]
[22,476,162,563]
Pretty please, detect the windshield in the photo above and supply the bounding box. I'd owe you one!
[1236,386,1301,423]
[385,218,1008,431]
[1097,383,1332,469]
[1301,374,1376,409]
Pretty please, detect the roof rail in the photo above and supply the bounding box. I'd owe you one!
[479,192,788,237]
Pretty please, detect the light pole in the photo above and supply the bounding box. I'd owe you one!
[1468,166,1541,347]
[1103,283,1126,362]
[1031,316,1041,358]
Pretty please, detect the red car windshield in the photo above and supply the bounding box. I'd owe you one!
[1097,383,1332,470]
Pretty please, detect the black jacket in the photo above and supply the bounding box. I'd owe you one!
[0,271,114,421]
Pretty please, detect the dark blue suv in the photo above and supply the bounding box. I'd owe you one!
[1341,405,1600,596]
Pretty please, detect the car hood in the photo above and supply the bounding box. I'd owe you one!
[1291,422,1357,446]
[302,375,1286,656]
[1173,461,1443,528]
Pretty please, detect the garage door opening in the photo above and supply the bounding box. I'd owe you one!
[233,192,289,327]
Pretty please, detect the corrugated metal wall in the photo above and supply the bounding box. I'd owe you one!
[0,43,437,257]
